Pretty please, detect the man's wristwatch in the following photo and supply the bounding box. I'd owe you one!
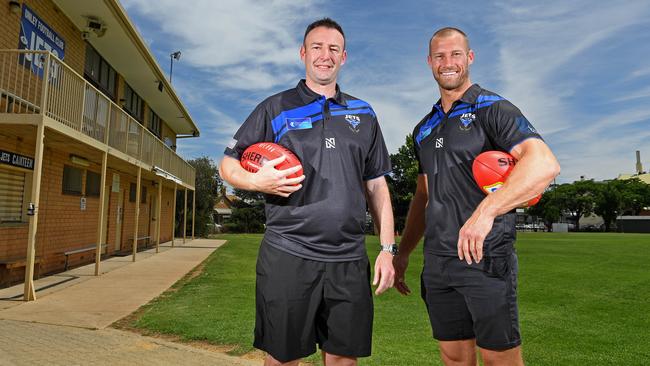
[380,243,399,256]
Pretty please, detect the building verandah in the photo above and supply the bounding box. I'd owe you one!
[0,50,196,300]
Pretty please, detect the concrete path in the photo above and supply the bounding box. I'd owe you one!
[0,239,223,329]
[0,238,263,365]
[0,319,261,366]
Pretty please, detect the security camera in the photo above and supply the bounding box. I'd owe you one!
[87,20,103,30]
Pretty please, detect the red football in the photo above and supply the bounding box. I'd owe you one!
[240,142,303,180]
[472,150,541,207]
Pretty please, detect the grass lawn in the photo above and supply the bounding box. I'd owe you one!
[124,233,650,365]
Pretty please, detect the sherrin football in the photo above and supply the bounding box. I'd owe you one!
[240,142,303,180]
[472,150,541,207]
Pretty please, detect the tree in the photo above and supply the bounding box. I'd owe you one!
[386,134,419,233]
[233,188,265,204]
[526,188,563,230]
[618,178,650,215]
[175,156,222,237]
[593,180,623,232]
[223,188,266,233]
[594,178,650,231]
[227,200,266,233]
[558,180,598,231]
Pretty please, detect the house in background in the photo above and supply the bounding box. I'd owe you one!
[213,187,238,227]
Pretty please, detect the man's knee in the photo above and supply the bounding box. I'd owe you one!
[322,351,357,366]
[264,354,300,366]
[439,340,477,366]
[480,345,523,366]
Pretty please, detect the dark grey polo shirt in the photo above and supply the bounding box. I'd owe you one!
[413,84,543,257]
[225,80,391,261]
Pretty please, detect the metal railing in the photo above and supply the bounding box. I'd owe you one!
[0,50,195,187]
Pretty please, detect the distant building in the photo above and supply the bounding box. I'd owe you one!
[213,188,238,226]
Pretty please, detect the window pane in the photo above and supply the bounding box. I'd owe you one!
[0,168,25,223]
[86,171,101,197]
[99,60,109,89]
[141,186,147,204]
[107,69,116,99]
[63,165,83,195]
[129,182,136,202]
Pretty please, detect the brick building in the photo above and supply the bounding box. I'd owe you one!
[0,0,199,300]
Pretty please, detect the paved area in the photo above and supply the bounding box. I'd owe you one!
[0,319,261,365]
[0,238,262,365]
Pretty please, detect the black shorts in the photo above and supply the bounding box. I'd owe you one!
[420,252,521,351]
[254,242,373,362]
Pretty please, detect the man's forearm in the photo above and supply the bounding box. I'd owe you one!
[479,140,560,218]
[219,156,257,191]
[398,193,426,256]
[366,178,395,245]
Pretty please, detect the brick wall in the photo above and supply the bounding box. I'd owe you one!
[1,137,178,286]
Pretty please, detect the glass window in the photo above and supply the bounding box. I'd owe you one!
[84,44,116,99]
[86,171,101,197]
[0,168,25,223]
[63,165,83,195]
[148,107,162,138]
[123,83,144,122]
[129,182,136,202]
[141,186,147,204]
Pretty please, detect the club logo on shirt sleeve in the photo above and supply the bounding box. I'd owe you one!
[345,114,361,133]
[516,116,537,134]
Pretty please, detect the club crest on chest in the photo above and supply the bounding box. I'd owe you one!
[459,113,476,131]
[345,114,361,132]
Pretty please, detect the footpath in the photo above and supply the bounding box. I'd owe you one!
[0,239,262,366]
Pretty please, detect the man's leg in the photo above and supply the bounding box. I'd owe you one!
[479,346,523,366]
[318,258,373,362]
[438,339,477,366]
[456,254,522,366]
[421,255,477,366]
[264,355,300,366]
[254,243,324,363]
[322,350,357,366]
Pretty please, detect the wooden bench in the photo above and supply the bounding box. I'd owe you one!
[0,256,41,287]
[62,244,106,271]
[128,236,152,249]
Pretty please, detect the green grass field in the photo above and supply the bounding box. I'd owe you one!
[126,233,650,365]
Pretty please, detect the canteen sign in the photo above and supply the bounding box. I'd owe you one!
[0,149,34,170]
[18,4,65,78]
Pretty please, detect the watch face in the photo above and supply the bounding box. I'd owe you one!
[382,244,398,256]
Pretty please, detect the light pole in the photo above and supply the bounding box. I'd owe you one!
[169,51,181,83]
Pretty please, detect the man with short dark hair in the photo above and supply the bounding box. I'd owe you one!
[220,18,396,366]
[394,27,560,366]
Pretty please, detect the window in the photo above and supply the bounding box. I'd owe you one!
[86,171,101,197]
[123,83,144,122]
[129,182,136,202]
[129,183,146,203]
[62,165,83,195]
[148,107,162,138]
[141,186,147,204]
[84,44,116,99]
[0,168,25,223]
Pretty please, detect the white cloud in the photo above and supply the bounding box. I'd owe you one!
[124,0,650,183]
[123,0,322,91]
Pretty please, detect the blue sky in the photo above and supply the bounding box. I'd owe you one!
[122,0,650,184]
